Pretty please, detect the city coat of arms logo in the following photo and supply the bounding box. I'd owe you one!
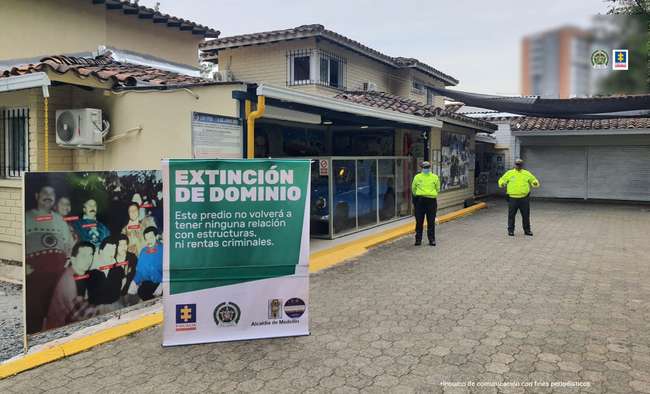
[213,302,241,326]
[268,299,282,319]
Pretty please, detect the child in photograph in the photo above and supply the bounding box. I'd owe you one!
[133,226,163,301]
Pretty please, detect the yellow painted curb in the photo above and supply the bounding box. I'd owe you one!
[309,201,488,272]
[0,312,162,379]
[0,202,487,379]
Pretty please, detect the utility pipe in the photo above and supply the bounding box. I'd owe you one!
[44,97,49,172]
[246,96,265,159]
[244,99,251,158]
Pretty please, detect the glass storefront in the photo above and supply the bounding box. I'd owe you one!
[255,121,424,238]
[310,156,415,239]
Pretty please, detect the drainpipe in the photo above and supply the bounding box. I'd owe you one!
[246,96,265,159]
[243,99,251,158]
[44,96,49,171]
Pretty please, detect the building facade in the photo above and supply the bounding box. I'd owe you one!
[200,25,456,108]
[0,0,220,261]
[0,15,497,259]
[521,26,613,99]
[0,0,218,70]
[200,25,496,224]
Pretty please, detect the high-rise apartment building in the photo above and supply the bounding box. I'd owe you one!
[521,26,612,98]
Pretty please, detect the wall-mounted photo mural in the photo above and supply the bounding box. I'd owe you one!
[441,132,470,190]
[24,171,163,335]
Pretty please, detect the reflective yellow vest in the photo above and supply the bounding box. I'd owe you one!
[498,169,540,198]
[412,172,440,198]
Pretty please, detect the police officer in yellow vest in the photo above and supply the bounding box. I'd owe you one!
[411,161,440,246]
[498,158,540,236]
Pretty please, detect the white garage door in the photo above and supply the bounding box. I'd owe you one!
[521,146,587,198]
[522,145,650,201]
[587,146,650,201]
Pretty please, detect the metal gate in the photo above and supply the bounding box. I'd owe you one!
[521,145,650,201]
[521,146,587,198]
[587,146,650,201]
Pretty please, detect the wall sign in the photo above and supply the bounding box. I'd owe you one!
[191,112,242,159]
[319,159,329,176]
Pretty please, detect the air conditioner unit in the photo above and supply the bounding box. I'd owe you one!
[362,81,378,92]
[56,108,109,148]
[213,70,234,82]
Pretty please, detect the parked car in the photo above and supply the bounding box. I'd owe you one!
[310,160,395,234]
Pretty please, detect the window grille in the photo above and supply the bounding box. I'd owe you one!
[0,108,30,178]
[287,49,347,90]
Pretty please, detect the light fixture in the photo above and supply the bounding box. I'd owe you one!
[360,125,369,129]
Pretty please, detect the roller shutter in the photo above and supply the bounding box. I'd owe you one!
[521,146,587,198]
[587,146,650,201]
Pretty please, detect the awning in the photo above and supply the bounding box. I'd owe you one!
[429,86,650,119]
[0,72,50,97]
[256,84,443,129]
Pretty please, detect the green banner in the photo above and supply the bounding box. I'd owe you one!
[167,159,310,294]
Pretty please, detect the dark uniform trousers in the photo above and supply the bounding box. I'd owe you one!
[414,197,437,242]
[508,195,531,233]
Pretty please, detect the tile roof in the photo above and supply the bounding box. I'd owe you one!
[444,103,464,113]
[334,91,497,132]
[511,117,650,131]
[200,24,458,86]
[91,0,219,38]
[0,54,214,89]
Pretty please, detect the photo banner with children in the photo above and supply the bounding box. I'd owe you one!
[161,159,310,346]
[23,171,164,336]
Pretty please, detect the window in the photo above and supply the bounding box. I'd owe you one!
[426,88,434,105]
[293,56,311,83]
[0,108,29,178]
[288,49,346,89]
[412,80,425,94]
[319,52,342,88]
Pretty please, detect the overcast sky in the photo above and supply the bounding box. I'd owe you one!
[139,0,608,95]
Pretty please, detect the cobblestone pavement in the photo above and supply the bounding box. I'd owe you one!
[0,282,22,360]
[2,200,650,393]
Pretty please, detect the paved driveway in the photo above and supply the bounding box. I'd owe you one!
[2,201,650,393]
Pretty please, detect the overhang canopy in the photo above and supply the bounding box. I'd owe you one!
[0,72,50,97]
[256,84,444,129]
[333,91,497,132]
[1,54,215,90]
[429,86,650,119]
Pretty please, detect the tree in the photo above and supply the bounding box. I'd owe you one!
[605,0,650,16]
[597,15,649,94]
